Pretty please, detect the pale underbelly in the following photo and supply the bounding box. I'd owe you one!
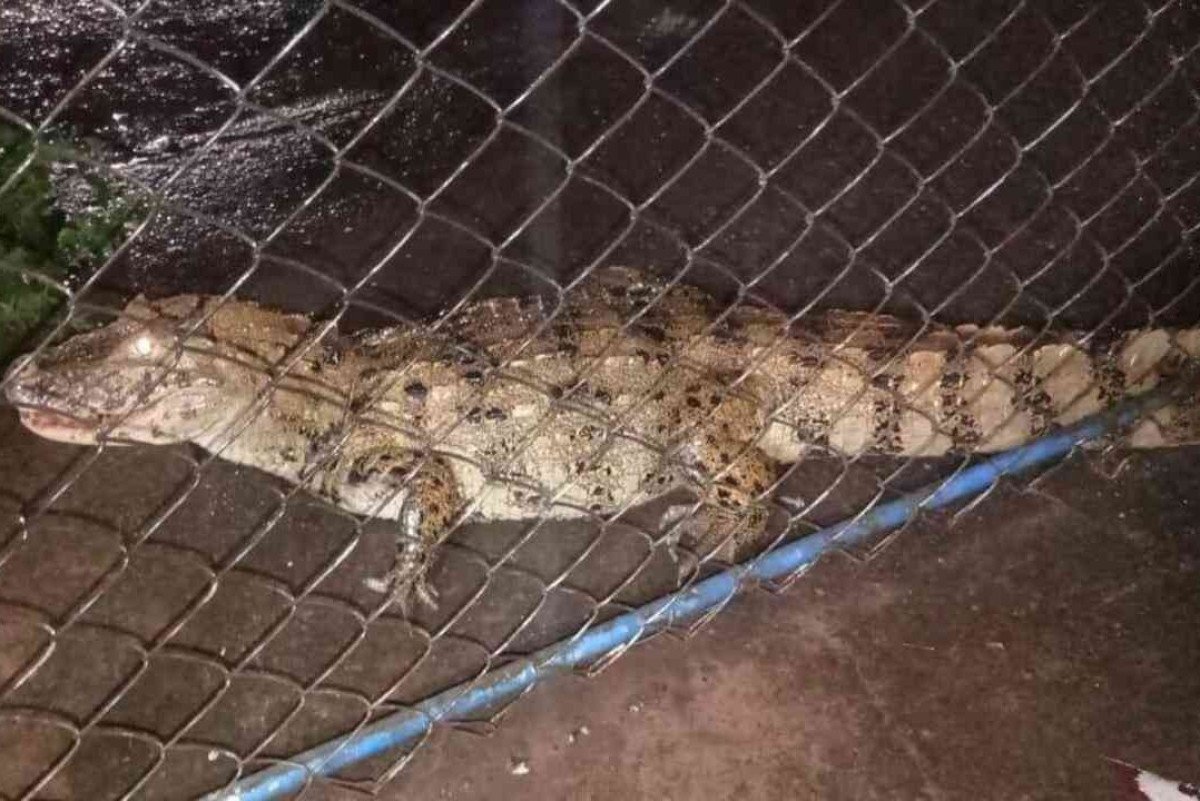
[445,435,667,522]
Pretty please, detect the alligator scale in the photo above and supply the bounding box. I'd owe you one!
[6,268,1199,605]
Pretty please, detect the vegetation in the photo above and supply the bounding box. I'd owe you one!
[0,124,143,363]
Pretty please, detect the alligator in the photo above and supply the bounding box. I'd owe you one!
[5,268,1199,606]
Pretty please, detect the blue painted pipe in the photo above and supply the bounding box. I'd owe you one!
[203,388,1169,801]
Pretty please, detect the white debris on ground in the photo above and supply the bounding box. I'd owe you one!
[364,575,391,593]
[509,759,530,776]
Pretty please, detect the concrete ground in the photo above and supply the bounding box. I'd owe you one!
[377,449,1200,801]
[2,407,1198,799]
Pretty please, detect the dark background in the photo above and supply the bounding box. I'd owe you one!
[0,0,1198,798]
[2,0,1198,329]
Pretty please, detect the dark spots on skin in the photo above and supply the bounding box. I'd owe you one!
[549,385,564,399]
[940,371,964,393]
[712,325,741,344]
[348,461,372,485]
[871,372,897,390]
[873,410,902,448]
[404,381,428,401]
[594,388,612,404]
[639,324,667,343]
[651,390,665,401]
[305,437,325,461]
[709,394,720,407]
[1026,390,1054,419]
[798,354,822,368]
[628,284,655,304]
[951,413,981,445]
[464,369,484,385]
[573,424,599,442]
[1014,368,1053,426]
[484,407,507,421]
[1097,359,1126,402]
[466,406,483,424]
[655,353,670,366]
[350,393,375,415]
[873,397,902,447]
[553,324,580,357]
[941,390,964,411]
[686,396,701,408]
[867,346,894,363]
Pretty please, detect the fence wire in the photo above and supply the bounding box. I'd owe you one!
[0,0,1198,798]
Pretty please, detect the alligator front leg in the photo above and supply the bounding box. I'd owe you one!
[309,444,461,611]
[386,458,461,610]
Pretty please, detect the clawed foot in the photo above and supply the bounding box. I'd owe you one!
[776,494,806,516]
[390,501,440,614]
[389,567,440,615]
[657,502,701,584]
[657,503,696,544]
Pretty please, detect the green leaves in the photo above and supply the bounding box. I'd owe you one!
[0,124,142,363]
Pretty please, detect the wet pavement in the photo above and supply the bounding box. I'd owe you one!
[379,448,1200,800]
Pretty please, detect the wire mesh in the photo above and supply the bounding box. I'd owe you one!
[0,0,1198,798]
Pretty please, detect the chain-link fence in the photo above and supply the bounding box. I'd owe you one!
[0,0,1198,798]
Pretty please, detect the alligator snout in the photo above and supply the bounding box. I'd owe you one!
[2,357,41,407]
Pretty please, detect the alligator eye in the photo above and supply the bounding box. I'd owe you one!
[132,335,153,356]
